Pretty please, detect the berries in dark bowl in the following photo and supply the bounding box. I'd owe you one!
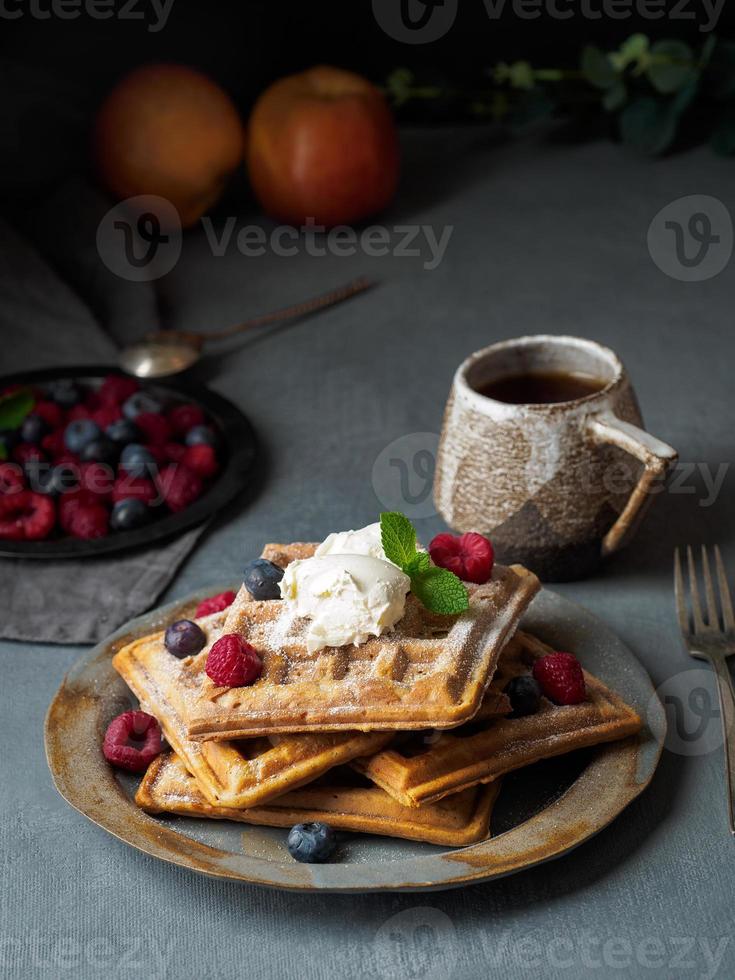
[0,370,243,552]
[243,558,284,600]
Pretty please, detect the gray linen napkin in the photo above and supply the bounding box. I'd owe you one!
[0,214,205,644]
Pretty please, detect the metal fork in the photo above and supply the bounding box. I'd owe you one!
[674,545,735,835]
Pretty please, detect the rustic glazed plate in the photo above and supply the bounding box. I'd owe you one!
[45,587,665,892]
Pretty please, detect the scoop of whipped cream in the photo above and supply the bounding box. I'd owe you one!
[315,522,391,564]
[279,553,410,653]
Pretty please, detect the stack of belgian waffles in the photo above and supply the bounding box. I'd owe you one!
[114,543,642,847]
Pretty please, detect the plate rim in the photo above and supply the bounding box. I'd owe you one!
[0,365,257,559]
[44,586,665,893]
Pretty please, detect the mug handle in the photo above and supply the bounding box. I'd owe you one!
[586,411,678,556]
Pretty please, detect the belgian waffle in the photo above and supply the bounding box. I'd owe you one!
[185,542,539,738]
[137,752,501,847]
[112,615,392,809]
[353,631,642,807]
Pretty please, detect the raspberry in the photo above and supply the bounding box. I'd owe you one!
[92,404,123,429]
[157,463,202,513]
[111,474,158,505]
[66,404,92,422]
[0,491,55,540]
[84,390,103,411]
[195,590,236,618]
[182,444,219,479]
[163,441,186,463]
[205,634,262,687]
[68,501,109,539]
[134,412,172,446]
[102,710,162,772]
[59,489,94,533]
[532,652,586,705]
[41,430,66,459]
[79,461,114,500]
[168,403,204,436]
[429,532,495,584]
[0,462,25,495]
[12,443,46,468]
[33,400,64,429]
[98,374,139,406]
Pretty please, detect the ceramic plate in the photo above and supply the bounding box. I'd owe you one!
[0,366,257,559]
[45,587,665,892]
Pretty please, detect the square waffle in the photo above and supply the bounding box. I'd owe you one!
[185,542,539,739]
[137,752,501,847]
[112,613,392,809]
[353,631,642,807]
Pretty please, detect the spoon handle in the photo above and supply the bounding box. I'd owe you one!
[203,276,374,343]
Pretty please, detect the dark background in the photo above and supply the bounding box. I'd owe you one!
[2,0,733,203]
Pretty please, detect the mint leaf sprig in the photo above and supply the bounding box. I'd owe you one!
[380,512,469,616]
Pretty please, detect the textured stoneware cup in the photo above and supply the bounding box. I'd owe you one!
[434,335,678,581]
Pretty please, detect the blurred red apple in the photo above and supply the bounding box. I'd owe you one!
[247,65,399,227]
[94,64,245,228]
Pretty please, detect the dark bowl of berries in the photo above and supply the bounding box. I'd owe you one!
[0,366,256,558]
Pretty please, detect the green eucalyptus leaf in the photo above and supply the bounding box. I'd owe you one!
[507,90,555,131]
[0,389,34,431]
[711,110,735,155]
[385,68,415,106]
[619,98,678,156]
[581,46,617,89]
[700,33,717,68]
[603,80,627,111]
[647,40,696,94]
[610,34,650,73]
[709,40,735,99]
[671,77,699,115]
[508,60,535,90]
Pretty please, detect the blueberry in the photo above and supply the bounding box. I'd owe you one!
[110,498,151,532]
[164,619,206,657]
[64,419,101,454]
[47,379,81,408]
[122,391,163,420]
[79,437,118,465]
[20,414,47,445]
[0,428,19,453]
[120,443,157,478]
[287,822,337,863]
[243,558,284,600]
[106,419,139,446]
[185,425,218,449]
[504,675,542,717]
[33,462,78,496]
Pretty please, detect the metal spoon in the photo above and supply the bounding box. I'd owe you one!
[118,276,374,379]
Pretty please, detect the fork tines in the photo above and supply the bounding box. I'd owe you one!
[675,545,735,637]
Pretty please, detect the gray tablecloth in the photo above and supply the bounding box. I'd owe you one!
[3,129,735,979]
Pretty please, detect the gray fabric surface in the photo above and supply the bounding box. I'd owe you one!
[0,214,205,643]
[3,130,735,979]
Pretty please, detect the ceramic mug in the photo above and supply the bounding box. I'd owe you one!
[434,335,678,580]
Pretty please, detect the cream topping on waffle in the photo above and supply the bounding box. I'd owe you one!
[279,553,410,653]
[314,522,392,563]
